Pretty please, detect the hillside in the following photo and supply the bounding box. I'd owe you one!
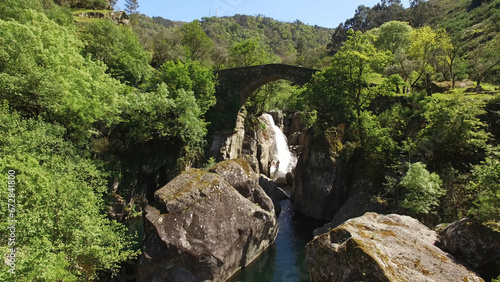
[129,13,333,69]
[328,0,499,84]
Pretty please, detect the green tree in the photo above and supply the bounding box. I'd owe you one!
[228,38,277,67]
[403,26,450,92]
[180,20,213,62]
[467,157,500,222]
[398,162,445,214]
[0,104,137,281]
[417,95,491,169]
[120,85,208,165]
[0,10,123,141]
[375,20,412,55]
[305,30,391,123]
[439,33,460,88]
[151,28,186,68]
[145,60,216,115]
[409,0,440,27]
[79,19,152,86]
[0,0,42,21]
[466,34,500,86]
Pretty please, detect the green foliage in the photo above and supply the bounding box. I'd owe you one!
[228,38,279,67]
[417,95,491,168]
[305,30,391,123]
[467,157,500,222]
[0,0,43,21]
[398,162,445,214]
[79,18,152,86]
[327,1,407,54]
[466,34,500,85]
[200,15,332,68]
[150,28,186,68]
[203,157,217,171]
[0,104,138,281]
[145,60,216,115]
[0,10,123,141]
[120,84,208,163]
[180,20,214,62]
[351,111,399,166]
[244,81,302,115]
[375,20,412,55]
[55,0,110,9]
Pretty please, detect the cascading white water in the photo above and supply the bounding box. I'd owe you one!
[263,113,297,178]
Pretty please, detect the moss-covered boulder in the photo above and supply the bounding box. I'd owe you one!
[137,168,278,282]
[306,213,483,282]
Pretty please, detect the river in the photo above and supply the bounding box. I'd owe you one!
[228,199,325,282]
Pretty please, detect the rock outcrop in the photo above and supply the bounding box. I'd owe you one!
[137,163,278,282]
[440,218,500,280]
[291,128,346,220]
[255,114,276,176]
[306,213,483,282]
[209,159,274,213]
[219,108,246,162]
[259,175,289,215]
[75,11,130,25]
[313,192,389,236]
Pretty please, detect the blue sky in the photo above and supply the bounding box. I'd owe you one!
[115,0,411,28]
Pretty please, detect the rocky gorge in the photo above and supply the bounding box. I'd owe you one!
[129,109,500,281]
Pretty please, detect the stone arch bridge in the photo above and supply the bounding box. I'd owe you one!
[209,64,319,130]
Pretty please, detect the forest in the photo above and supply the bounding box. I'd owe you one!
[0,0,499,280]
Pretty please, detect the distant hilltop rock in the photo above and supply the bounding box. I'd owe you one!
[55,0,112,10]
[75,10,130,25]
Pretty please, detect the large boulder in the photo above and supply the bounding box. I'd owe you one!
[291,128,346,220]
[306,213,483,282]
[259,174,289,215]
[210,159,274,213]
[439,218,500,280]
[256,114,276,176]
[137,168,278,282]
[313,192,389,236]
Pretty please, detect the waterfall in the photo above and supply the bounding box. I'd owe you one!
[263,113,297,178]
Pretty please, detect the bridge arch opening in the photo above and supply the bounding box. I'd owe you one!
[210,64,318,131]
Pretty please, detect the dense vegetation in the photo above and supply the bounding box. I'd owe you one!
[302,11,500,225]
[0,0,498,280]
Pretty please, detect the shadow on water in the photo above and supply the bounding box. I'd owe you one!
[229,199,327,282]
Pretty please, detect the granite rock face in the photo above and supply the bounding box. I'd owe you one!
[306,213,483,282]
[440,218,500,280]
[210,159,274,213]
[137,166,278,282]
[259,174,289,215]
[291,128,346,220]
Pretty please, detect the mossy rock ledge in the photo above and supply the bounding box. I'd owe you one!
[137,159,278,282]
[306,213,484,282]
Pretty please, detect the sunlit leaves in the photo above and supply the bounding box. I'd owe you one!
[0,104,137,281]
[228,38,278,67]
[467,158,500,222]
[399,162,444,214]
[0,10,123,140]
[79,18,153,86]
